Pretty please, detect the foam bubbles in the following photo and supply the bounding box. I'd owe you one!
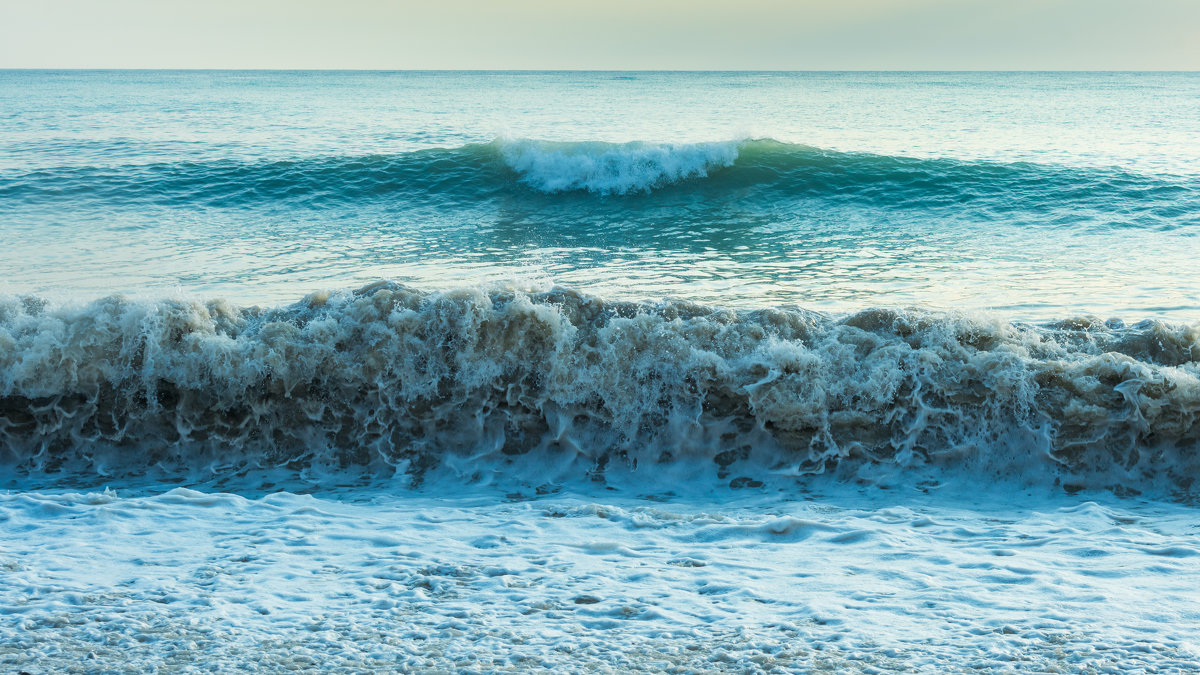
[1,284,1198,496]
[499,139,740,194]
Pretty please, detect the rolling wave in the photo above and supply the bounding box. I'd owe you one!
[500,139,739,194]
[2,283,1198,495]
[2,139,1196,219]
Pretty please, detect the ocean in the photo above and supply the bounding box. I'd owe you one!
[2,70,1199,671]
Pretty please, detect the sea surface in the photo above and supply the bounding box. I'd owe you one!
[2,71,1200,672]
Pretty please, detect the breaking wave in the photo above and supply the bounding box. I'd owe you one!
[2,139,1196,221]
[500,139,740,194]
[2,283,1198,495]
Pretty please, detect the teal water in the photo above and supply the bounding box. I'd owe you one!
[2,71,1198,318]
[6,72,1200,674]
[2,71,1199,491]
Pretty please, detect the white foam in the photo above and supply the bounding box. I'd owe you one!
[499,139,740,194]
[3,483,1198,671]
[2,285,1199,496]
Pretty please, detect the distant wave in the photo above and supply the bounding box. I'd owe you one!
[3,283,1198,496]
[2,139,1196,222]
[500,139,740,194]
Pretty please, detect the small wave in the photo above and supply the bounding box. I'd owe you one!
[499,139,740,195]
[2,284,1198,496]
[1,139,1196,228]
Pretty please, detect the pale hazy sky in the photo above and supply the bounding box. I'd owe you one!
[2,0,1197,70]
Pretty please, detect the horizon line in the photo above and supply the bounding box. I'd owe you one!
[2,68,1199,73]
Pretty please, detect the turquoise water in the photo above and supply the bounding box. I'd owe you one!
[2,71,1198,318]
[1,71,1199,491]
[4,71,1200,672]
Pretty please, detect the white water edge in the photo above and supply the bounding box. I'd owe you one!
[3,483,1199,673]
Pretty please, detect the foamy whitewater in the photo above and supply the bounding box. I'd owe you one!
[2,71,1200,672]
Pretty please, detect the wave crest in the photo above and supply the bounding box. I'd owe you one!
[499,139,740,194]
[2,284,1198,495]
[3,139,1196,219]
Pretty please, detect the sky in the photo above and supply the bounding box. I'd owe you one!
[1,0,1198,70]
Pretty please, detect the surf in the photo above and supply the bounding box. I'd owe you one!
[3,139,1196,221]
[3,282,1197,496]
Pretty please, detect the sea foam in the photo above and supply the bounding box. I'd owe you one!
[499,139,740,194]
[2,283,1197,495]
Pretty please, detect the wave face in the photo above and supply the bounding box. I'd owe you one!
[3,139,1197,216]
[3,284,1198,495]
